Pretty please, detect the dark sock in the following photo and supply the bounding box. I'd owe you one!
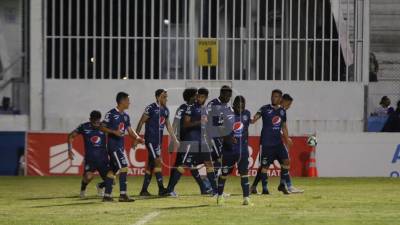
[260,172,269,192]
[206,171,218,193]
[217,177,226,195]
[167,170,182,192]
[155,171,164,190]
[167,168,177,190]
[119,172,127,194]
[141,172,152,192]
[241,176,250,197]
[80,180,88,191]
[281,169,290,186]
[104,177,113,196]
[98,181,106,189]
[190,169,207,192]
[252,167,262,187]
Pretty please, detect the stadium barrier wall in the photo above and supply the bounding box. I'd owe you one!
[0,132,25,175]
[316,132,400,177]
[26,132,312,177]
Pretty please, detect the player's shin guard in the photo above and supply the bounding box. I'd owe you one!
[167,167,183,192]
[141,170,152,192]
[190,168,207,193]
[260,170,269,192]
[81,180,89,191]
[119,171,128,194]
[104,177,113,196]
[252,167,262,187]
[241,175,250,197]
[217,176,226,196]
[280,168,291,187]
[206,168,218,194]
[154,168,164,190]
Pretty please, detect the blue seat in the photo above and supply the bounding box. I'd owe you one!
[367,116,388,132]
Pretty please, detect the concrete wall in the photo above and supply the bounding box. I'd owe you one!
[43,80,365,135]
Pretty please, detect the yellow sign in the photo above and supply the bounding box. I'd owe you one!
[197,39,218,66]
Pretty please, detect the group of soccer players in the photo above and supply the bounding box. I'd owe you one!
[67,86,303,205]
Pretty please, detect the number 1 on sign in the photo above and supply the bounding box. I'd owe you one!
[205,47,212,64]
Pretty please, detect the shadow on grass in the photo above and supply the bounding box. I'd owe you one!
[158,204,210,211]
[21,196,99,201]
[31,201,100,208]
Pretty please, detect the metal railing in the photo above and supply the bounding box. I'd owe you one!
[44,0,369,82]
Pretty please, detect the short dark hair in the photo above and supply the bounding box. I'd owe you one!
[183,87,197,102]
[155,89,167,98]
[380,96,389,104]
[282,94,293,102]
[198,87,209,96]
[90,110,102,120]
[233,95,246,106]
[220,85,232,95]
[271,89,283,96]
[116,92,129,104]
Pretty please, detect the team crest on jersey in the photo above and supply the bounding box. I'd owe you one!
[272,116,282,125]
[119,122,125,131]
[267,109,273,114]
[233,122,244,134]
[243,114,248,121]
[90,136,101,144]
[124,115,128,122]
[159,116,166,125]
[280,110,285,116]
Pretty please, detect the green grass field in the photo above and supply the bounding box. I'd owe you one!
[0,176,399,225]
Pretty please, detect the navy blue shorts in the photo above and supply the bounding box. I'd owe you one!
[221,153,249,176]
[260,143,289,167]
[109,148,129,172]
[180,142,212,167]
[145,142,162,168]
[84,158,111,178]
[210,138,223,161]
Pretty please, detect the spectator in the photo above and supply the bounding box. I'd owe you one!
[0,97,17,115]
[382,100,400,132]
[372,96,394,117]
[369,52,379,82]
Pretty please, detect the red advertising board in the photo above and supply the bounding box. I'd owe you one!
[27,132,312,177]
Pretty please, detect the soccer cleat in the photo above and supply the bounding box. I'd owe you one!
[217,195,225,206]
[158,188,169,196]
[278,184,290,195]
[168,191,178,198]
[119,194,135,202]
[201,188,213,195]
[96,183,105,197]
[261,189,270,195]
[250,186,259,195]
[139,190,152,197]
[102,196,114,202]
[288,186,304,194]
[222,192,231,198]
[80,190,86,199]
[242,197,253,206]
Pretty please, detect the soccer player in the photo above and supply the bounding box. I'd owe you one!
[166,87,210,195]
[136,89,180,196]
[206,86,232,185]
[173,88,218,195]
[67,110,115,202]
[251,93,304,194]
[103,92,144,202]
[216,96,252,206]
[251,89,292,195]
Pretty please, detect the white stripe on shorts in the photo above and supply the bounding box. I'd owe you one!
[113,151,122,169]
[182,144,191,164]
[148,142,157,159]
